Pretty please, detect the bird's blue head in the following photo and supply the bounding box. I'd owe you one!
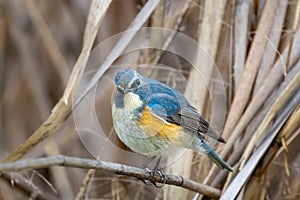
[114,69,143,94]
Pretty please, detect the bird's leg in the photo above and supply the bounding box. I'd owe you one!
[139,156,157,185]
[140,156,166,188]
[140,156,156,168]
[153,156,161,170]
[150,157,166,188]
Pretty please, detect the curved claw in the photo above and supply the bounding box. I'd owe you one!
[140,168,166,188]
[141,168,155,185]
[138,157,166,188]
[152,170,166,188]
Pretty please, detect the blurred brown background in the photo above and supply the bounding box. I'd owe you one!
[0,0,299,199]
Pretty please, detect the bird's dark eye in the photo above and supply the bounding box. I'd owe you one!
[134,79,140,86]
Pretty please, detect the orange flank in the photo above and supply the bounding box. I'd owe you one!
[137,106,181,140]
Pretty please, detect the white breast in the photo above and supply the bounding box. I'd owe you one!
[112,92,145,138]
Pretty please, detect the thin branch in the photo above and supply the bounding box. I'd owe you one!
[74,168,96,200]
[0,156,221,199]
[0,172,52,200]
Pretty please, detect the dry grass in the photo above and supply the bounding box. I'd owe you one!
[0,0,299,199]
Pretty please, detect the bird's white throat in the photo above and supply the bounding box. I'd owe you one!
[123,92,143,111]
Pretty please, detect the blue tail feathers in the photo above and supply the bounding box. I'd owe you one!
[194,138,233,172]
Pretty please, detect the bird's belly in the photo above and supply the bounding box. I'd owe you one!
[112,105,184,156]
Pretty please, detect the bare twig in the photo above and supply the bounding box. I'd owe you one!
[0,172,52,200]
[0,156,221,199]
[74,168,96,200]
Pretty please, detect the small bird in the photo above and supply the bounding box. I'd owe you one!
[112,68,233,172]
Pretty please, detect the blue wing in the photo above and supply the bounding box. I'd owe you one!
[135,80,226,143]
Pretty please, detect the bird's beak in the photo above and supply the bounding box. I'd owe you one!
[117,86,130,94]
[117,86,124,93]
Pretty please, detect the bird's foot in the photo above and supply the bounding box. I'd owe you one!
[138,156,165,187]
[141,168,166,188]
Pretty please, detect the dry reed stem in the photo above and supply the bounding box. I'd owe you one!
[241,59,300,167]
[211,59,300,189]
[207,14,300,196]
[254,0,288,93]
[222,0,280,139]
[233,0,250,91]
[222,87,300,200]
[276,127,300,158]
[285,0,300,69]
[1,0,112,163]
[218,26,299,165]
[205,3,300,188]
[187,0,228,113]
[280,105,300,139]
